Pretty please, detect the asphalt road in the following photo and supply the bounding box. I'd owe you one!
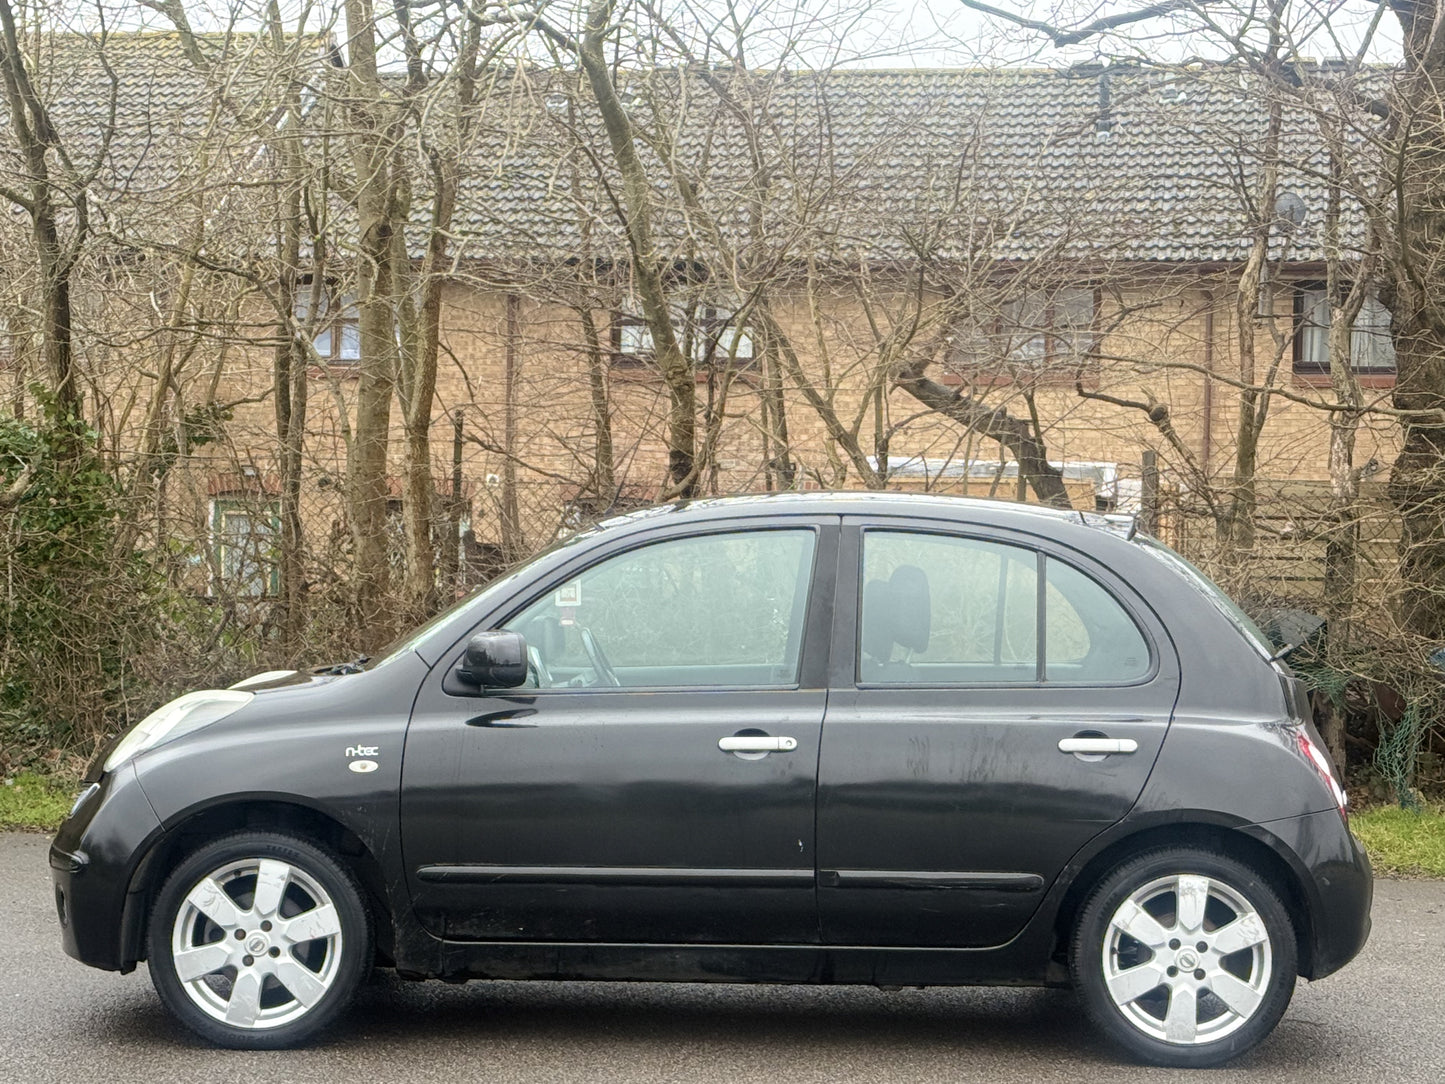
[2,831,1440,1084]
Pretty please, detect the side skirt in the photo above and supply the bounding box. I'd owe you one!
[427,939,1057,988]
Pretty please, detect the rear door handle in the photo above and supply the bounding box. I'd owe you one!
[718,736,797,753]
[1058,737,1138,755]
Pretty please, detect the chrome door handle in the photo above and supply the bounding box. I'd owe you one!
[1058,737,1138,755]
[718,736,797,753]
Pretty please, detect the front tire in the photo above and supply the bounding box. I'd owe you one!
[1071,847,1297,1068]
[148,831,372,1049]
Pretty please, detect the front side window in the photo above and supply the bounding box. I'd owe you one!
[504,529,816,689]
[859,531,1149,685]
[1293,285,1395,375]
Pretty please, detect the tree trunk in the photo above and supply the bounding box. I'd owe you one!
[342,0,399,646]
[1382,34,1445,643]
[577,2,697,495]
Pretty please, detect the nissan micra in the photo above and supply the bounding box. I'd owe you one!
[50,493,1371,1066]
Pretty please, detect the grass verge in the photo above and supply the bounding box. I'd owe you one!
[0,772,75,831]
[1352,803,1445,878]
[3,769,1441,880]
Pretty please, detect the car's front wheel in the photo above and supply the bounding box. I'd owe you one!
[1071,846,1297,1068]
[147,831,372,1048]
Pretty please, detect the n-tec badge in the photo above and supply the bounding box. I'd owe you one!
[348,760,379,773]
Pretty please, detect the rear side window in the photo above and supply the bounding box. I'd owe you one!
[1044,558,1150,682]
[859,531,1150,685]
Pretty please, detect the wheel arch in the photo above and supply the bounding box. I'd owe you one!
[121,798,394,969]
[1047,820,1317,980]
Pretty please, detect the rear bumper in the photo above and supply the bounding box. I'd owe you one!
[49,763,164,973]
[1243,808,1372,980]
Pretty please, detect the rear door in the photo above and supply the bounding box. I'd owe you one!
[816,518,1180,947]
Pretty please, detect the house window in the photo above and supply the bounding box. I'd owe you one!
[211,499,279,597]
[613,306,756,370]
[295,286,361,364]
[949,286,1098,376]
[997,286,1097,365]
[1293,285,1395,375]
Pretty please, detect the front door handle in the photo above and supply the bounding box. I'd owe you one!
[1058,737,1138,755]
[718,735,798,753]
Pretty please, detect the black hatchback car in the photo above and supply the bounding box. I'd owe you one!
[50,493,1371,1066]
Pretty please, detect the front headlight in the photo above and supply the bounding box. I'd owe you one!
[102,690,254,773]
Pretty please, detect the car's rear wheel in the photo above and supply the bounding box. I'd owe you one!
[1071,847,1297,1067]
[148,831,372,1048]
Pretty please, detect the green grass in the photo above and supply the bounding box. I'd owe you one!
[3,767,1441,880]
[0,772,76,831]
[1352,804,1445,878]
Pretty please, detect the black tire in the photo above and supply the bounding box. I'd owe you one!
[1071,846,1297,1068]
[148,831,373,1049]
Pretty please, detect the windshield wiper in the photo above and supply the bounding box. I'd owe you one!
[313,655,370,675]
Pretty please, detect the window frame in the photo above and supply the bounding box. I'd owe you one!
[295,281,361,367]
[210,497,281,598]
[610,306,758,373]
[1291,281,1396,383]
[446,521,830,696]
[946,284,1102,386]
[850,525,1158,690]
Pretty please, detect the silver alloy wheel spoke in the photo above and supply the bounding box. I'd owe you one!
[225,970,264,1028]
[1163,983,1198,1043]
[251,859,291,920]
[171,941,232,983]
[170,857,344,1031]
[1101,873,1273,1046]
[1106,962,1167,1005]
[1110,899,1171,949]
[274,957,329,1007]
[282,902,342,944]
[184,877,244,931]
[1174,876,1210,933]
[1210,970,1265,1017]
[1211,912,1268,955]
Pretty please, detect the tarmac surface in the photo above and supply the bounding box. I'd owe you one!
[2,830,1440,1083]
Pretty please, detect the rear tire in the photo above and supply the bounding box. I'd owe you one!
[1071,846,1297,1068]
[148,831,372,1049]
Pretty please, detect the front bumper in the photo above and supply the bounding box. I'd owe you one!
[1244,807,1372,981]
[49,763,164,972]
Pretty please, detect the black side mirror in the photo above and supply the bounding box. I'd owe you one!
[456,630,528,688]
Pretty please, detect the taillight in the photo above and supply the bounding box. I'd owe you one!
[1296,730,1348,824]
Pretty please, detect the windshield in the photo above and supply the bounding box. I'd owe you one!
[368,524,609,669]
[1135,537,1275,661]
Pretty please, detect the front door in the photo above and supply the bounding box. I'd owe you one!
[401,520,836,944]
[817,519,1180,947]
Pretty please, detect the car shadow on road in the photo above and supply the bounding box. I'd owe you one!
[77,970,1358,1077]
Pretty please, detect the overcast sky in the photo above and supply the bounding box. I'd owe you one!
[85,1,1406,69]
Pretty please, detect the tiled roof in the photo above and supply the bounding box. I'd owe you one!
[456,65,1381,266]
[3,34,1382,268]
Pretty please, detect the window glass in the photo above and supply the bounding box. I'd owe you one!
[1295,286,1396,373]
[860,533,1037,684]
[504,529,815,689]
[213,501,278,597]
[1045,558,1150,682]
[859,532,1151,685]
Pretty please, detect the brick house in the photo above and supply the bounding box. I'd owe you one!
[0,35,1396,596]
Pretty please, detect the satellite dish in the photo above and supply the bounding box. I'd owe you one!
[1274,191,1308,229]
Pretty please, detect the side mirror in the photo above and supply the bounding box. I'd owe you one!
[456,630,528,688]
